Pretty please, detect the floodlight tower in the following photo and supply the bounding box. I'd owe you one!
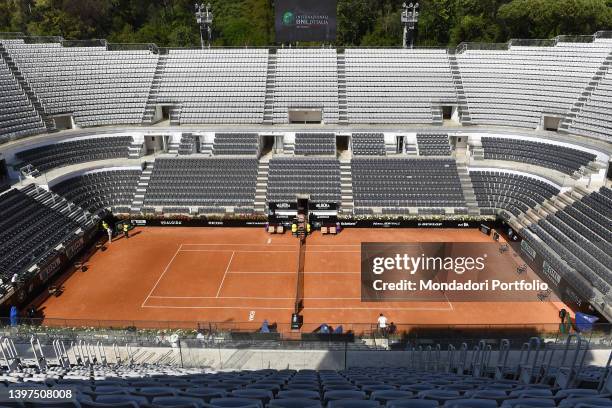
[401,2,419,49]
[195,3,214,48]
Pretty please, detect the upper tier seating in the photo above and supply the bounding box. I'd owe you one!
[0,188,80,282]
[267,157,341,203]
[480,137,596,175]
[566,62,612,142]
[417,133,452,156]
[214,133,259,156]
[352,158,465,209]
[144,157,258,208]
[52,169,141,214]
[457,40,612,128]
[294,133,336,156]
[274,49,339,124]
[469,171,559,216]
[15,136,133,172]
[344,49,456,124]
[0,57,45,144]
[352,133,386,156]
[158,49,268,124]
[2,39,157,127]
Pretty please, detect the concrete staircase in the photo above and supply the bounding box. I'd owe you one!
[254,160,270,213]
[128,140,144,159]
[131,162,154,213]
[559,50,612,133]
[456,163,480,215]
[340,161,354,214]
[22,184,92,228]
[142,54,168,125]
[0,43,56,133]
[200,140,214,156]
[448,53,472,126]
[431,105,443,125]
[263,51,277,125]
[167,139,180,155]
[337,52,348,125]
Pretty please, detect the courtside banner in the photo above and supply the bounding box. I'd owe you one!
[275,0,337,42]
[360,242,558,302]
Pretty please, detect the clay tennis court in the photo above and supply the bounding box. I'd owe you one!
[38,227,566,333]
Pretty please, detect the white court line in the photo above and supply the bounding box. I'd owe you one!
[216,251,235,298]
[181,243,295,247]
[149,295,294,300]
[179,250,296,253]
[142,305,452,311]
[223,271,361,275]
[141,244,183,308]
[142,305,294,310]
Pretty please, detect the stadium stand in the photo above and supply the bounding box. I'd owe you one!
[469,171,560,216]
[417,133,452,156]
[0,39,158,128]
[0,57,46,144]
[294,133,337,156]
[456,40,612,129]
[157,49,268,124]
[521,187,612,302]
[344,49,456,124]
[480,137,596,175]
[0,188,83,285]
[267,157,341,202]
[351,133,386,156]
[143,157,258,208]
[213,133,259,156]
[352,158,466,210]
[273,49,340,124]
[15,136,133,172]
[51,169,142,215]
[178,133,197,155]
[564,55,612,142]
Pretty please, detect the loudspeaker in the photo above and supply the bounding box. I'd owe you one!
[290,313,303,330]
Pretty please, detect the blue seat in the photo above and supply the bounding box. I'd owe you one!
[370,390,413,403]
[500,398,556,408]
[555,390,601,402]
[324,391,367,403]
[247,384,282,393]
[24,402,80,408]
[417,391,461,403]
[133,387,179,401]
[208,397,263,408]
[81,402,139,408]
[152,396,205,407]
[268,398,323,408]
[509,390,553,399]
[443,399,498,408]
[557,398,612,408]
[95,395,149,405]
[231,389,274,404]
[286,385,321,392]
[387,400,439,408]
[464,390,508,402]
[327,399,381,408]
[361,385,396,394]
[399,385,437,393]
[278,390,321,400]
[180,388,228,402]
[88,386,130,395]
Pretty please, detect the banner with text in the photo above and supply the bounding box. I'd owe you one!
[275,0,337,42]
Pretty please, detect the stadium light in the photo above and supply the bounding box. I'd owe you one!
[195,3,214,49]
[401,2,419,48]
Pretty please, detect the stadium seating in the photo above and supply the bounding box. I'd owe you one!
[0,188,82,284]
[15,136,133,173]
[143,157,258,208]
[456,40,612,129]
[51,169,141,215]
[274,49,339,124]
[1,39,158,128]
[469,171,560,216]
[0,56,45,144]
[214,133,259,156]
[417,134,452,156]
[351,133,386,156]
[158,49,268,124]
[344,49,456,124]
[294,133,336,156]
[352,158,466,210]
[267,157,341,203]
[480,138,596,175]
[178,133,197,155]
[566,61,612,142]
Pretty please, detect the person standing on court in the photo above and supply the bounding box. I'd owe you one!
[377,313,388,336]
[123,223,130,239]
[106,227,113,243]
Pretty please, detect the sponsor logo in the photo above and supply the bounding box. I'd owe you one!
[282,11,295,25]
[160,220,182,225]
[315,203,331,209]
[209,221,223,225]
[276,202,291,209]
[132,219,147,226]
